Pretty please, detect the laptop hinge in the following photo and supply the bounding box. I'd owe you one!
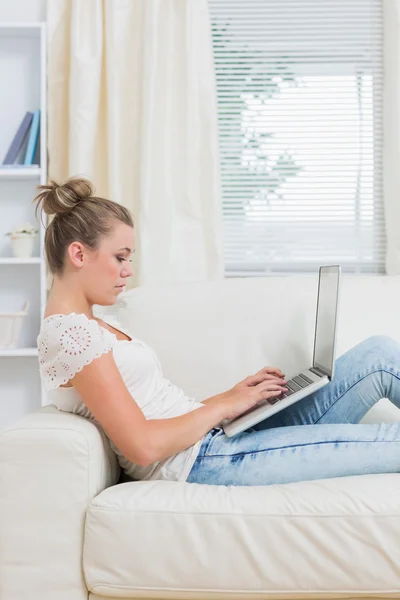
[310,365,329,378]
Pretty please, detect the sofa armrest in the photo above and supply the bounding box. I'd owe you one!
[0,405,120,600]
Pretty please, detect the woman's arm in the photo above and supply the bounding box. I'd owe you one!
[147,365,286,463]
[70,352,286,467]
[70,351,230,466]
[143,395,228,464]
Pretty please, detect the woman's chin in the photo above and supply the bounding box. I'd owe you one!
[91,292,118,307]
[111,287,125,302]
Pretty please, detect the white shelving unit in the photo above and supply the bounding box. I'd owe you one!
[0,22,47,430]
[0,167,42,178]
[0,257,42,264]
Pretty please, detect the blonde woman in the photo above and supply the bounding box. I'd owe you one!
[35,177,400,486]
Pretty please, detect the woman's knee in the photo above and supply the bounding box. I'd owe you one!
[359,335,400,365]
[364,334,398,350]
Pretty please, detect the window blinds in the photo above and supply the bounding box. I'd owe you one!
[209,0,384,275]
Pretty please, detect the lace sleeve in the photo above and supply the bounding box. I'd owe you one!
[37,313,117,391]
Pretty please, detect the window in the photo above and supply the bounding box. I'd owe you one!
[209,0,384,275]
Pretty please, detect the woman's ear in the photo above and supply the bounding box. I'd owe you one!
[66,241,85,268]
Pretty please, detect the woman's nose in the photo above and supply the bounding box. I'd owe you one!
[122,263,133,277]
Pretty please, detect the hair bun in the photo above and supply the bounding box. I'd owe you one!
[33,177,94,217]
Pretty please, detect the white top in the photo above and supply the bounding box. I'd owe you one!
[37,312,205,482]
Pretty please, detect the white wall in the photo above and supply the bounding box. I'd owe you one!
[0,0,46,22]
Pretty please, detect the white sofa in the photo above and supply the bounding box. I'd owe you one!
[1,274,400,600]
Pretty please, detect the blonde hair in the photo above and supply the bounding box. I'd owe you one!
[33,176,134,275]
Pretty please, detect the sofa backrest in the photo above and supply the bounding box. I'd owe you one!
[97,275,400,403]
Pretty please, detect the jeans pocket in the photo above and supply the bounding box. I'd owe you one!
[204,427,224,456]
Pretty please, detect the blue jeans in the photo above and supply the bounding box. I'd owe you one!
[186,335,400,486]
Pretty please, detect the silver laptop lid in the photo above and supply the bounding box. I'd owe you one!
[312,265,341,379]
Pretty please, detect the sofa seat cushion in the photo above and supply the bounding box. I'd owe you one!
[83,475,400,598]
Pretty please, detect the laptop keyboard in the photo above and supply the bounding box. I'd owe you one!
[268,372,315,405]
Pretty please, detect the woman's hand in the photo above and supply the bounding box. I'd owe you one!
[220,366,288,421]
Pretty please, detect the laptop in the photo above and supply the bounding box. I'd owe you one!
[222,265,341,438]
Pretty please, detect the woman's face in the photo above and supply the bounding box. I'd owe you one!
[77,221,135,306]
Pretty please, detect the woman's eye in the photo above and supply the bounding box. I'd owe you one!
[117,256,133,263]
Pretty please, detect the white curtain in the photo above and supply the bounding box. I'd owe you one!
[384,0,400,274]
[47,0,223,286]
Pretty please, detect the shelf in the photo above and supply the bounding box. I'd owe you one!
[0,23,44,28]
[0,24,44,37]
[0,167,41,179]
[0,257,41,264]
[0,347,38,357]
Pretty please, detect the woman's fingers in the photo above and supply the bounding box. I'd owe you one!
[247,373,286,386]
[259,382,288,392]
[257,366,285,378]
[245,373,267,385]
[256,388,287,400]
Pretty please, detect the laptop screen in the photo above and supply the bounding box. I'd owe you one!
[312,265,340,378]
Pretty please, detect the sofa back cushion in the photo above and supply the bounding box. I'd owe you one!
[96,275,400,405]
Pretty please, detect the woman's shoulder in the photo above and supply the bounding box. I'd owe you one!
[37,312,117,391]
[40,311,86,329]
[37,312,118,360]
[38,312,103,340]
[41,311,93,325]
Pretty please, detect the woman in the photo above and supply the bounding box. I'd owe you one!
[35,177,400,486]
